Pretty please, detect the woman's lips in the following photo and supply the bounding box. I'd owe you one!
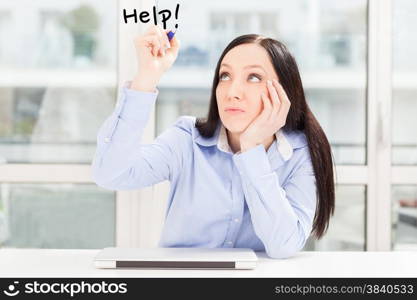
[225,108,245,114]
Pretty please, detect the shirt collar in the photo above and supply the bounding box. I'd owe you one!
[194,121,307,161]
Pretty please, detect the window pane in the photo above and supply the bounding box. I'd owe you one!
[302,185,366,251]
[155,0,367,165]
[392,0,417,165]
[0,1,117,163]
[0,184,115,249]
[392,185,417,250]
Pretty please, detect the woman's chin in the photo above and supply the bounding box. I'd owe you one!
[223,122,248,134]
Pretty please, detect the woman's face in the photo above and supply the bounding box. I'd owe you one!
[216,43,279,134]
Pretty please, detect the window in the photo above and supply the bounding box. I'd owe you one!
[391,0,417,251]
[0,0,118,248]
[0,2,117,164]
[0,184,114,248]
[392,185,417,249]
[2,0,414,252]
[392,0,417,165]
[304,186,366,251]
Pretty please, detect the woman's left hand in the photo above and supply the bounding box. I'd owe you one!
[240,79,291,152]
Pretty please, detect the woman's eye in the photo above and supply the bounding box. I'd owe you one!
[248,74,261,82]
[219,72,261,82]
[219,72,230,81]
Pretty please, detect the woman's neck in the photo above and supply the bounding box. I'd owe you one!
[226,130,275,153]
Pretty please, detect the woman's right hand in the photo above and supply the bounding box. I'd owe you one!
[132,25,181,92]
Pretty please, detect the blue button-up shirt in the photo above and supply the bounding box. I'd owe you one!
[92,85,317,259]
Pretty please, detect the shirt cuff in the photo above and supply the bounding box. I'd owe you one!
[118,82,159,123]
[232,144,273,180]
[124,80,159,95]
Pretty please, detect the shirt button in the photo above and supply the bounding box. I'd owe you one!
[104,137,111,143]
[234,218,239,223]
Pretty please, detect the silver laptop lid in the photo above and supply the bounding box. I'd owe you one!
[94,247,258,270]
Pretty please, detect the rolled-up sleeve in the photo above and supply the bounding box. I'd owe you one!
[91,84,191,190]
[233,145,317,259]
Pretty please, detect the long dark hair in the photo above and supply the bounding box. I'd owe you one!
[196,34,335,239]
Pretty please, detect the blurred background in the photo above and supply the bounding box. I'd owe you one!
[0,0,416,252]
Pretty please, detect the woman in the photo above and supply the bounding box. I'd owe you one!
[92,25,335,259]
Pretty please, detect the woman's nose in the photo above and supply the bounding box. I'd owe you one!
[227,80,243,100]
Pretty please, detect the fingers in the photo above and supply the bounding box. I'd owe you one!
[153,25,169,56]
[259,91,272,122]
[272,79,291,128]
[267,79,281,115]
[273,80,291,115]
[143,25,170,57]
[139,35,161,56]
[166,34,181,57]
[137,25,180,59]
[161,28,171,48]
[148,25,170,47]
[157,26,171,55]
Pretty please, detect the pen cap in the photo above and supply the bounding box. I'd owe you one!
[167,30,175,41]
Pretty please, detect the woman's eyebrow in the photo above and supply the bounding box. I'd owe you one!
[220,63,266,72]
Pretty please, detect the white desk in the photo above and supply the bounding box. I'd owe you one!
[1,249,417,277]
